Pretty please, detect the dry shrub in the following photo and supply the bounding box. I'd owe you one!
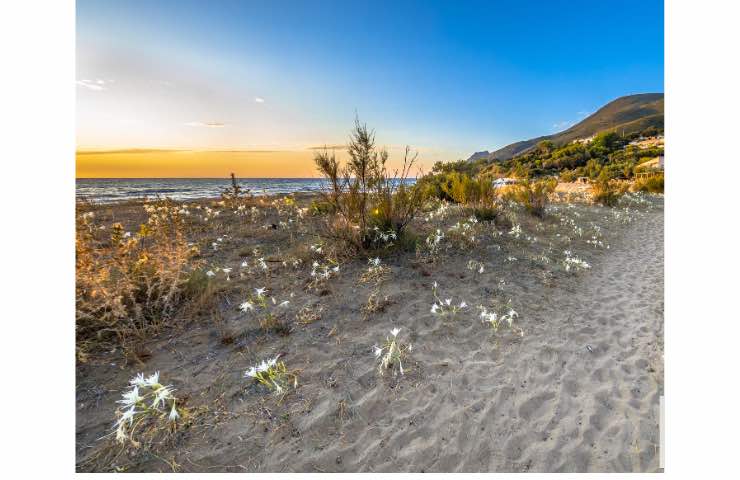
[592,178,629,206]
[76,200,200,352]
[633,173,664,193]
[313,119,425,251]
[506,178,557,217]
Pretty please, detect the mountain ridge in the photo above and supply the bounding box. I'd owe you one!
[472,93,664,162]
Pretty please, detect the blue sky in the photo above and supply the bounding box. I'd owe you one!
[77,0,663,173]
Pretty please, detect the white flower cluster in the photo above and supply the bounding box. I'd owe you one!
[113,372,180,444]
[563,250,591,272]
[430,281,467,317]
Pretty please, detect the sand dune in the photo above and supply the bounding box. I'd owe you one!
[76,197,663,472]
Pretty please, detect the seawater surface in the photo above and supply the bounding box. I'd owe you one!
[76,178,331,203]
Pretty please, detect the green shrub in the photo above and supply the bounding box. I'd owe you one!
[633,174,664,193]
[592,176,629,206]
[505,178,557,217]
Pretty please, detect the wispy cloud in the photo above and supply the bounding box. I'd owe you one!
[184,121,227,128]
[76,78,112,91]
[307,144,346,150]
[254,97,265,103]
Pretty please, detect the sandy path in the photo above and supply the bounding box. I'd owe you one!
[284,206,664,473]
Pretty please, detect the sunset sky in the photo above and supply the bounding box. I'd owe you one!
[76,0,664,178]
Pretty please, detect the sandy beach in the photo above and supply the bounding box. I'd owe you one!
[76,192,663,472]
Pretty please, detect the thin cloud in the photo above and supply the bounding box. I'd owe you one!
[307,144,346,151]
[254,97,265,103]
[185,121,226,128]
[76,148,184,156]
[76,79,111,91]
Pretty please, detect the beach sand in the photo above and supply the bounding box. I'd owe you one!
[76,194,663,472]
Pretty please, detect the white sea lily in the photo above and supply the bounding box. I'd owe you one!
[118,386,142,407]
[144,372,160,387]
[241,260,249,268]
[152,385,174,407]
[431,304,439,314]
[168,404,179,422]
[278,300,290,308]
[129,373,146,387]
[433,281,438,289]
[239,301,254,312]
[206,270,215,277]
[373,345,383,357]
[115,424,127,443]
[459,301,467,309]
[117,405,137,426]
[445,299,452,306]
[390,327,401,337]
[255,287,267,297]
[332,266,340,272]
[245,366,258,378]
[222,267,232,274]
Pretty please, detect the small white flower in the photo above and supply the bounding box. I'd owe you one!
[459,301,467,309]
[239,301,254,312]
[390,327,401,337]
[118,405,136,426]
[168,404,179,422]
[144,372,160,387]
[206,270,215,277]
[373,345,383,357]
[118,386,142,408]
[255,287,267,297]
[129,373,146,387]
[431,304,439,314]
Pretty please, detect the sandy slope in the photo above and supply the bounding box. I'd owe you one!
[277,205,664,473]
[76,198,663,472]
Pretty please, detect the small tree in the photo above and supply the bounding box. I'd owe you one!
[314,119,424,250]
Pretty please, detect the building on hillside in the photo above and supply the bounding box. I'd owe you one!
[573,136,595,145]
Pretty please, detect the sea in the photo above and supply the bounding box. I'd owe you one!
[76,178,416,204]
[76,178,331,204]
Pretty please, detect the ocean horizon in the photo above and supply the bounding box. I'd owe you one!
[76,177,415,203]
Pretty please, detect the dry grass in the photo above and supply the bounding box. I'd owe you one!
[76,200,201,356]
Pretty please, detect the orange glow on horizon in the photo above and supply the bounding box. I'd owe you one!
[76,148,435,178]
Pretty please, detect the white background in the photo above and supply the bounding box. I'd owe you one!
[1,0,739,478]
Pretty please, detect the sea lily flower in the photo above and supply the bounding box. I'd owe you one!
[239,301,254,312]
[144,372,160,387]
[373,345,382,357]
[390,327,401,337]
[117,386,142,407]
[168,404,179,422]
[129,373,146,387]
[255,287,267,297]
